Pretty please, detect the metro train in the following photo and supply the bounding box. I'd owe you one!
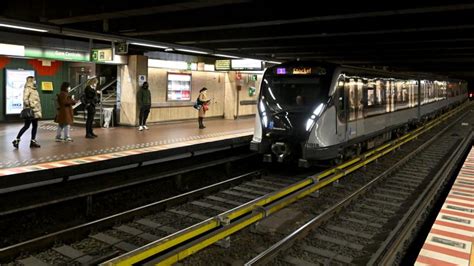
[250,61,468,167]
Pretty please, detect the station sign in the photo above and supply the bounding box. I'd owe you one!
[25,47,89,62]
[215,60,231,71]
[115,42,128,55]
[91,48,113,62]
[215,59,263,71]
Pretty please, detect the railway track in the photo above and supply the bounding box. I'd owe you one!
[2,171,311,265]
[93,103,471,265]
[247,108,473,265]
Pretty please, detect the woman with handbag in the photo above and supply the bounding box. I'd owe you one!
[54,82,77,142]
[197,87,210,129]
[12,76,42,148]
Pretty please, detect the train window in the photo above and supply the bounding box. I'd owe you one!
[357,79,364,119]
[364,79,387,117]
[395,80,410,110]
[347,78,356,121]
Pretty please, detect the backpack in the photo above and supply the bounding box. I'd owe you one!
[193,96,202,110]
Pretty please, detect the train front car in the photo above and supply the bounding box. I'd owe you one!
[250,62,335,164]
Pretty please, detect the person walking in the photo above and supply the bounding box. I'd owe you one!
[197,87,210,129]
[12,76,42,148]
[137,81,151,131]
[83,78,99,139]
[54,82,77,142]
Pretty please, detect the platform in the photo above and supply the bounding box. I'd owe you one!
[0,118,254,190]
[416,146,474,266]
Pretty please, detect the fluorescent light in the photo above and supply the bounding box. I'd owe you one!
[214,54,239,59]
[0,23,48,32]
[175,48,209,55]
[0,43,25,56]
[266,60,282,64]
[130,42,168,49]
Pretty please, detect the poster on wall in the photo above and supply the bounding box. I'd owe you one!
[5,69,35,115]
[167,73,191,101]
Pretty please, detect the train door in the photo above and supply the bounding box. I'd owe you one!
[386,80,395,113]
[335,77,347,142]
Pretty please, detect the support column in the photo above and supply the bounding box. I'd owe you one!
[118,55,148,126]
[224,71,239,119]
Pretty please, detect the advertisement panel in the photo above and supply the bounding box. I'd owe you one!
[5,69,35,115]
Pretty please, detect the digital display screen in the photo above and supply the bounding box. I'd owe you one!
[276,68,286,75]
[6,69,35,114]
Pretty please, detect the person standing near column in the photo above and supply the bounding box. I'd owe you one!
[198,87,210,129]
[54,82,77,142]
[12,76,42,148]
[137,82,151,131]
[83,78,99,139]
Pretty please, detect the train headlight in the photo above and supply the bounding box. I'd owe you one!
[260,100,268,128]
[306,103,325,131]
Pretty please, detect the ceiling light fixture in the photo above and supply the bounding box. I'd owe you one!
[0,23,48,33]
[175,48,209,55]
[214,54,240,59]
[266,60,282,64]
[130,42,168,49]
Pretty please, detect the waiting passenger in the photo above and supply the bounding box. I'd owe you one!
[54,82,77,142]
[12,76,42,148]
[197,87,211,129]
[137,82,151,131]
[83,78,99,139]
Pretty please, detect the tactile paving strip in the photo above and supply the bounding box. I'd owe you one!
[416,147,474,266]
[0,129,253,176]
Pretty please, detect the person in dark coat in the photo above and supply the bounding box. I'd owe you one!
[137,82,152,131]
[83,78,99,139]
[12,76,42,148]
[55,82,77,142]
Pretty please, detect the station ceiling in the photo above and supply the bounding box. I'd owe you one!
[2,1,474,79]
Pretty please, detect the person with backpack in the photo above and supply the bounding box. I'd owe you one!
[197,87,210,129]
[54,82,77,142]
[137,82,151,131]
[12,76,42,148]
[83,78,99,139]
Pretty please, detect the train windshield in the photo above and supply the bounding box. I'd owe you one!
[261,76,328,112]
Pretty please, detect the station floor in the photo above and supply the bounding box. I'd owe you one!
[416,146,474,266]
[0,118,254,175]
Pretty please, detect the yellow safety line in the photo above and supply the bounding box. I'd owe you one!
[471,237,474,266]
[104,102,469,266]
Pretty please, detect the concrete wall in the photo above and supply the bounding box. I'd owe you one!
[119,55,148,126]
[147,68,226,122]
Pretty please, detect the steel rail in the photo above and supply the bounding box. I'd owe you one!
[0,171,261,262]
[101,103,469,265]
[245,105,472,265]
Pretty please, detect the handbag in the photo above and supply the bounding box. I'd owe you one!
[193,102,202,110]
[20,108,34,119]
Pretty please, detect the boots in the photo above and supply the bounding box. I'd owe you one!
[12,139,19,149]
[198,117,205,129]
[30,139,41,148]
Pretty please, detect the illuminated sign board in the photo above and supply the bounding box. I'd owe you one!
[25,47,89,61]
[0,43,25,56]
[231,59,262,70]
[215,60,231,71]
[276,68,286,75]
[91,48,113,62]
[5,69,35,115]
[292,67,312,75]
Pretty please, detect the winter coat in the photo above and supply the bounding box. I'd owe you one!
[23,83,42,119]
[198,92,210,117]
[137,87,151,107]
[84,85,99,107]
[55,91,76,125]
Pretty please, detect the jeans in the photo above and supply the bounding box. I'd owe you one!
[139,105,151,126]
[56,124,70,139]
[17,118,38,140]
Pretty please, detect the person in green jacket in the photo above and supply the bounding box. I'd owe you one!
[137,82,151,131]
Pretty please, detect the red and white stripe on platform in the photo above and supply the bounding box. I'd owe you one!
[416,147,474,266]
